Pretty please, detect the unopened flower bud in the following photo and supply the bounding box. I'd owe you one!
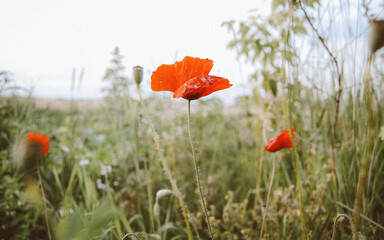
[133,65,143,85]
[368,20,384,54]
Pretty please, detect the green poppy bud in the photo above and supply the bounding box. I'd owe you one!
[133,65,143,85]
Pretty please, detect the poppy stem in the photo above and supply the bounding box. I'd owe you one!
[259,153,276,240]
[37,168,52,240]
[253,144,264,212]
[137,88,194,240]
[187,100,215,239]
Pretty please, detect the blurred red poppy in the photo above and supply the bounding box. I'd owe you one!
[265,128,295,152]
[151,56,232,100]
[28,132,50,156]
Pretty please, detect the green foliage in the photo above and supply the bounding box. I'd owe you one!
[222,0,318,96]
[1,1,384,239]
[56,199,120,240]
[1,69,384,239]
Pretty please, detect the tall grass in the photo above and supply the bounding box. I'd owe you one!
[1,1,384,240]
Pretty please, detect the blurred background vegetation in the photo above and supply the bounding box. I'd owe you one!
[1,0,384,239]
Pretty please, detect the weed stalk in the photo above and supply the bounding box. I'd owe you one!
[353,54,374,239]
[282,3,307,238]
[259,154,276,240]
[137,88,193,240]
[136,85,155,233]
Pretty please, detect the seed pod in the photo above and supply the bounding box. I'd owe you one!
[133,65,143,85]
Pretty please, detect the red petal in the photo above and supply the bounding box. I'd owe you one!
[175,56,213,84]
[28,132,50,156]
[151,63,179,92]
[151,56,214,93]
[173,75,232,100]
[265,129,294,152]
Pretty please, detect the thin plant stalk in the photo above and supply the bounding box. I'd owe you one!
[187,100,214,239]
[282,4,307,239]
[353,54,374,239]
[259,154,276,240]
[281,43,308,240]
[136,85,155,233]
[133,104,143,221]
[255,97,278,211]
[292,141,307,240]
[300,1,343,187]
[143,156,155,233]
[137,88,193,240]
[254,145,264,211]
[37,168,52,240]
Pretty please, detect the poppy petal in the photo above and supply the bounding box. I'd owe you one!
[151,63,179,92]
[199,76,233,98]
[173,75,232,100]
[151,56,214,93]
[265,129,294,152]
[175,56,213,85]
[28,132,50,156]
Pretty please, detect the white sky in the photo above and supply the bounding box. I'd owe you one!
[0,0,269,100]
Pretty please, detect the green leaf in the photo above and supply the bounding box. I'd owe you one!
[269,79,277,96]
[56,211,83,240]
[295,24,307,35]
[221,20,235,29]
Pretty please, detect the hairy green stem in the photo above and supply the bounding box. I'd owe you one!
[254,145,264,212]
[136,86,155,233]
[137,88,193,240]
[143,159,155,233]
[255,98,277,212]
[259,154,276,240]
[187,100,214,239]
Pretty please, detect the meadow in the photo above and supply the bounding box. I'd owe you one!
[1,1,384,240]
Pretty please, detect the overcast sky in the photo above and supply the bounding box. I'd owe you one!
[0,0,268,100]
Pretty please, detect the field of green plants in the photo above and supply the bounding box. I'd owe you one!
[1,1,384,239]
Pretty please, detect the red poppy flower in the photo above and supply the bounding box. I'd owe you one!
[151,56,232,100]
[265,128,295,152]
[28,132,50,156]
